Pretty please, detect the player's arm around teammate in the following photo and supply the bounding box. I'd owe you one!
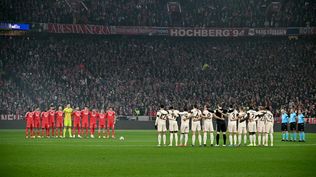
[156,105,167,146]
[191,105,202,147]
[179,108,190,146]
[237,107,248,146]
[167,106,179,146]
[227,106,238,146]
[264,107,274,146]
[202,105,214,146]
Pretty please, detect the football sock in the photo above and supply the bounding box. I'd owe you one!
[198,134,202,145]
[68,127,72,137]
[238,134,242,144]
[229,135,233,145]
[163,134,166,145]
[175,133,178,146]
[282,133,285,140]
[223,134,226,145]
[216,134,219,145]
[210,133,214,145]
[170,133,173,145]
[192,134,196,145]
[244,134,247,144]
[184,134,188,145]
[63,128,66,137]
[203,132,207,144]
[233,134,237,145]
[249,135,253,144]
[180,134,183,144]
[253,134,256,145]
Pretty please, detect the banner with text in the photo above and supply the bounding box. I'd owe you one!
[45,23,111,35]
[37,23,316,37]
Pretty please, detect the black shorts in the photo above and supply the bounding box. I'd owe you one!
[290,122,296,131]
[298,123,304,131]
[281,123,288,131]
[216,121,227,132]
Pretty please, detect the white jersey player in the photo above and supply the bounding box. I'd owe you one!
[264,108,274,146]
[179,108,190,146]
[167,107,180,146]
[191,105,202,146]
[227,107,238,146]
[155,105,168,146]
[256,106,267,146]
[202,105,214,146]
[247,108,258,146]
[237,107,248,146]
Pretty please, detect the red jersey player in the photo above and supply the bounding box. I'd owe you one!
[41,111,50,138]
[81,106,90,138]
[106,107,116,138]
[48,105,56,137]
[90,109,99,138]
[56,106,64,138]
[25,109,35,138]
[33,107,41,138]
[72,107,82,138]
[98,109,106,138]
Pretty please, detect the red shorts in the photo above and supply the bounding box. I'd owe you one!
[90,122,96,129]
[82,121,89,128]
[74,122,81,128]
[108,122,115,129]
[34,121,41,128]
[26,121,34,128]
[99,124,106,129]
[56,121,63,128]
[42,122,49,129]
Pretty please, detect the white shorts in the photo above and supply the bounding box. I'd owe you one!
[265,122,274,133]
[191,121,201,132]
[228,121,237,133]
[203,121,214,132]
[157,122,167,132]
[248,121,257,133]
[257,121,266,133]
[169,120,179,132]
[180,124,190,133]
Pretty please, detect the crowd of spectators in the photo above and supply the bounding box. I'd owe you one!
[1,0,315,27]
[1,35,315,117]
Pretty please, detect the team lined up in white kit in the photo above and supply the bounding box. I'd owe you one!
[155,104,274,147]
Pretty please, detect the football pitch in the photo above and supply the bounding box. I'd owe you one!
[0,130,315,177]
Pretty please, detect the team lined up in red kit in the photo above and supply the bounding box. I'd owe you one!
[25,106,116,139]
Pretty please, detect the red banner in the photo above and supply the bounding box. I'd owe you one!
[46,23,111,35]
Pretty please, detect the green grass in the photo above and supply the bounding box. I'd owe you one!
[0,130,315,177]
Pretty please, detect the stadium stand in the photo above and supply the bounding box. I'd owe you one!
[1,0,315,27]
[1,35,315,116]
